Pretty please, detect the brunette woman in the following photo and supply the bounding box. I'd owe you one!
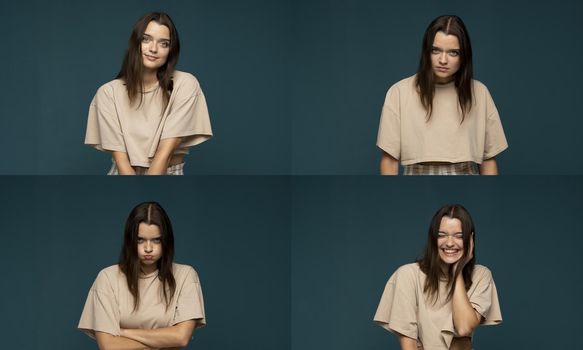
[377,15,507,175]
[79,202,205,349]
[374,204,502,349]
[85,12,212,175]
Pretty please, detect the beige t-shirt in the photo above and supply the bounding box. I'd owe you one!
[78,263,206,339]
[373,263,502,350]
[85,71,213,167]
[377,75,508,165]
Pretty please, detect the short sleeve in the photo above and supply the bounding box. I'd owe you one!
[173,267,206,328]
[84,85,127,153]
[161,79,213,148]
[78,270,121,339]
[469,267,502,326]
[376,85,401,160]
[482,87,508,159]
[373,265,418,340]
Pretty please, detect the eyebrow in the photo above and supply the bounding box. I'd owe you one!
[137,235,162,239]
[432,46,460,52]
[143,33,170,42]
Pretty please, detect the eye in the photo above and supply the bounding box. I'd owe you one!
[437,233,447,239]
[142,36,151,43]
[137,238,144,243]
[431,48,441,55]
[160,42,170,48]
[153,238,161,243]
[448,50,460,57]
[454,233,463,239]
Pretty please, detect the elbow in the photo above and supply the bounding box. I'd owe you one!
[455,325,476,337]
[177,336,190,348]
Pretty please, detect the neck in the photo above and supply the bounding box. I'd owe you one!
[142,69,158,90]
[140,263,158,275]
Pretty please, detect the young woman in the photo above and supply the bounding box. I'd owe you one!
[374,204,502,350]
[85,12,212,175]
[78,202,205,349]
[377,15,508,175]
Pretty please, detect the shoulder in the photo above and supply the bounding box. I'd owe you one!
[391,262,421,281]
[93,79,125,101]
[171,70,202,92]
[389,74,416,92]
[472,264,493,280]
[471,79,492,96]
[93,264,122,290]
[172,262,201,283]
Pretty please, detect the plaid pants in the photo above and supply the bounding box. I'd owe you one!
[403,162,479,175]
[107,162,184,175]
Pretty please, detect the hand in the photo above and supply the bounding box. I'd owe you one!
[454,233,474,271]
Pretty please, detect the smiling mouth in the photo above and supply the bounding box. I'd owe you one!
[441,248,460,255]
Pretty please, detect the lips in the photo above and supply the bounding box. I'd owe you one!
[144,54,158,61]
[144,255,154,260]
[436,67,449,72]
[441,248,460,256]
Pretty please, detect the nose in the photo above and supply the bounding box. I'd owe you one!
[149,41,157,53]
[439,52,447,65]
[144,241,153,253]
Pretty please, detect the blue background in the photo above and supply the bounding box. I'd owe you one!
[290,0,583,174]
[1,0,291,174]
[0,177,291,349]
[2,0,583,174]
[291,176,583,348]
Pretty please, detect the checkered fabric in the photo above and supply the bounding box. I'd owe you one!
[107,162,184,175]
[403,162,479,175]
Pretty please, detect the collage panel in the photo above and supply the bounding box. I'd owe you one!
[0,176,291,349]
[291,176,583,349]
[290,0,583,174]
[1,0,292,175]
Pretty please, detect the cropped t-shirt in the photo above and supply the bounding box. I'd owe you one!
[85,71,213,168]
[377,75,508,165]
[373,263,502,350]
[78,263,206,339]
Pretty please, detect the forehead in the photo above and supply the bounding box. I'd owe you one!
[144,21,170,39]
[432,31,460,49]
[137,222,161,238]
[438,216,462,232]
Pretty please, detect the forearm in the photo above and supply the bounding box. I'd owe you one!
[95,331,158,350]
[380,151,399,175]
[147,138,182,175]
[452,275,481,336]
[112,152,136,175]
[398,334,418,350]
[121,321,195,348]
[479,158,498,175]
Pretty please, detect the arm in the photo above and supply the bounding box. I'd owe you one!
[398,334,418,350]
[146,138,183,175]
[451,237,482,337]
[112,152,136,175]
[479,158,498,175]
[121,320,196,349]
[95,331,158,350]
[380,151,399,175]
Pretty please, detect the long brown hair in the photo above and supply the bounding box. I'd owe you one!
[118,201,176,312]
[417,204,476,304]
[116,12,180,110]
[415,15,474,122]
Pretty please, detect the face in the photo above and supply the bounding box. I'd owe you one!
[430,31,461,83]
[437,216,464,266]
[137,222,162,271]
[140,21,171,71]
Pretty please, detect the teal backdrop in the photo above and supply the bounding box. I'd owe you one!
[0,177,291,349]
[291,177,583,349]
[1,0,292,174]
[1,0,583,174]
